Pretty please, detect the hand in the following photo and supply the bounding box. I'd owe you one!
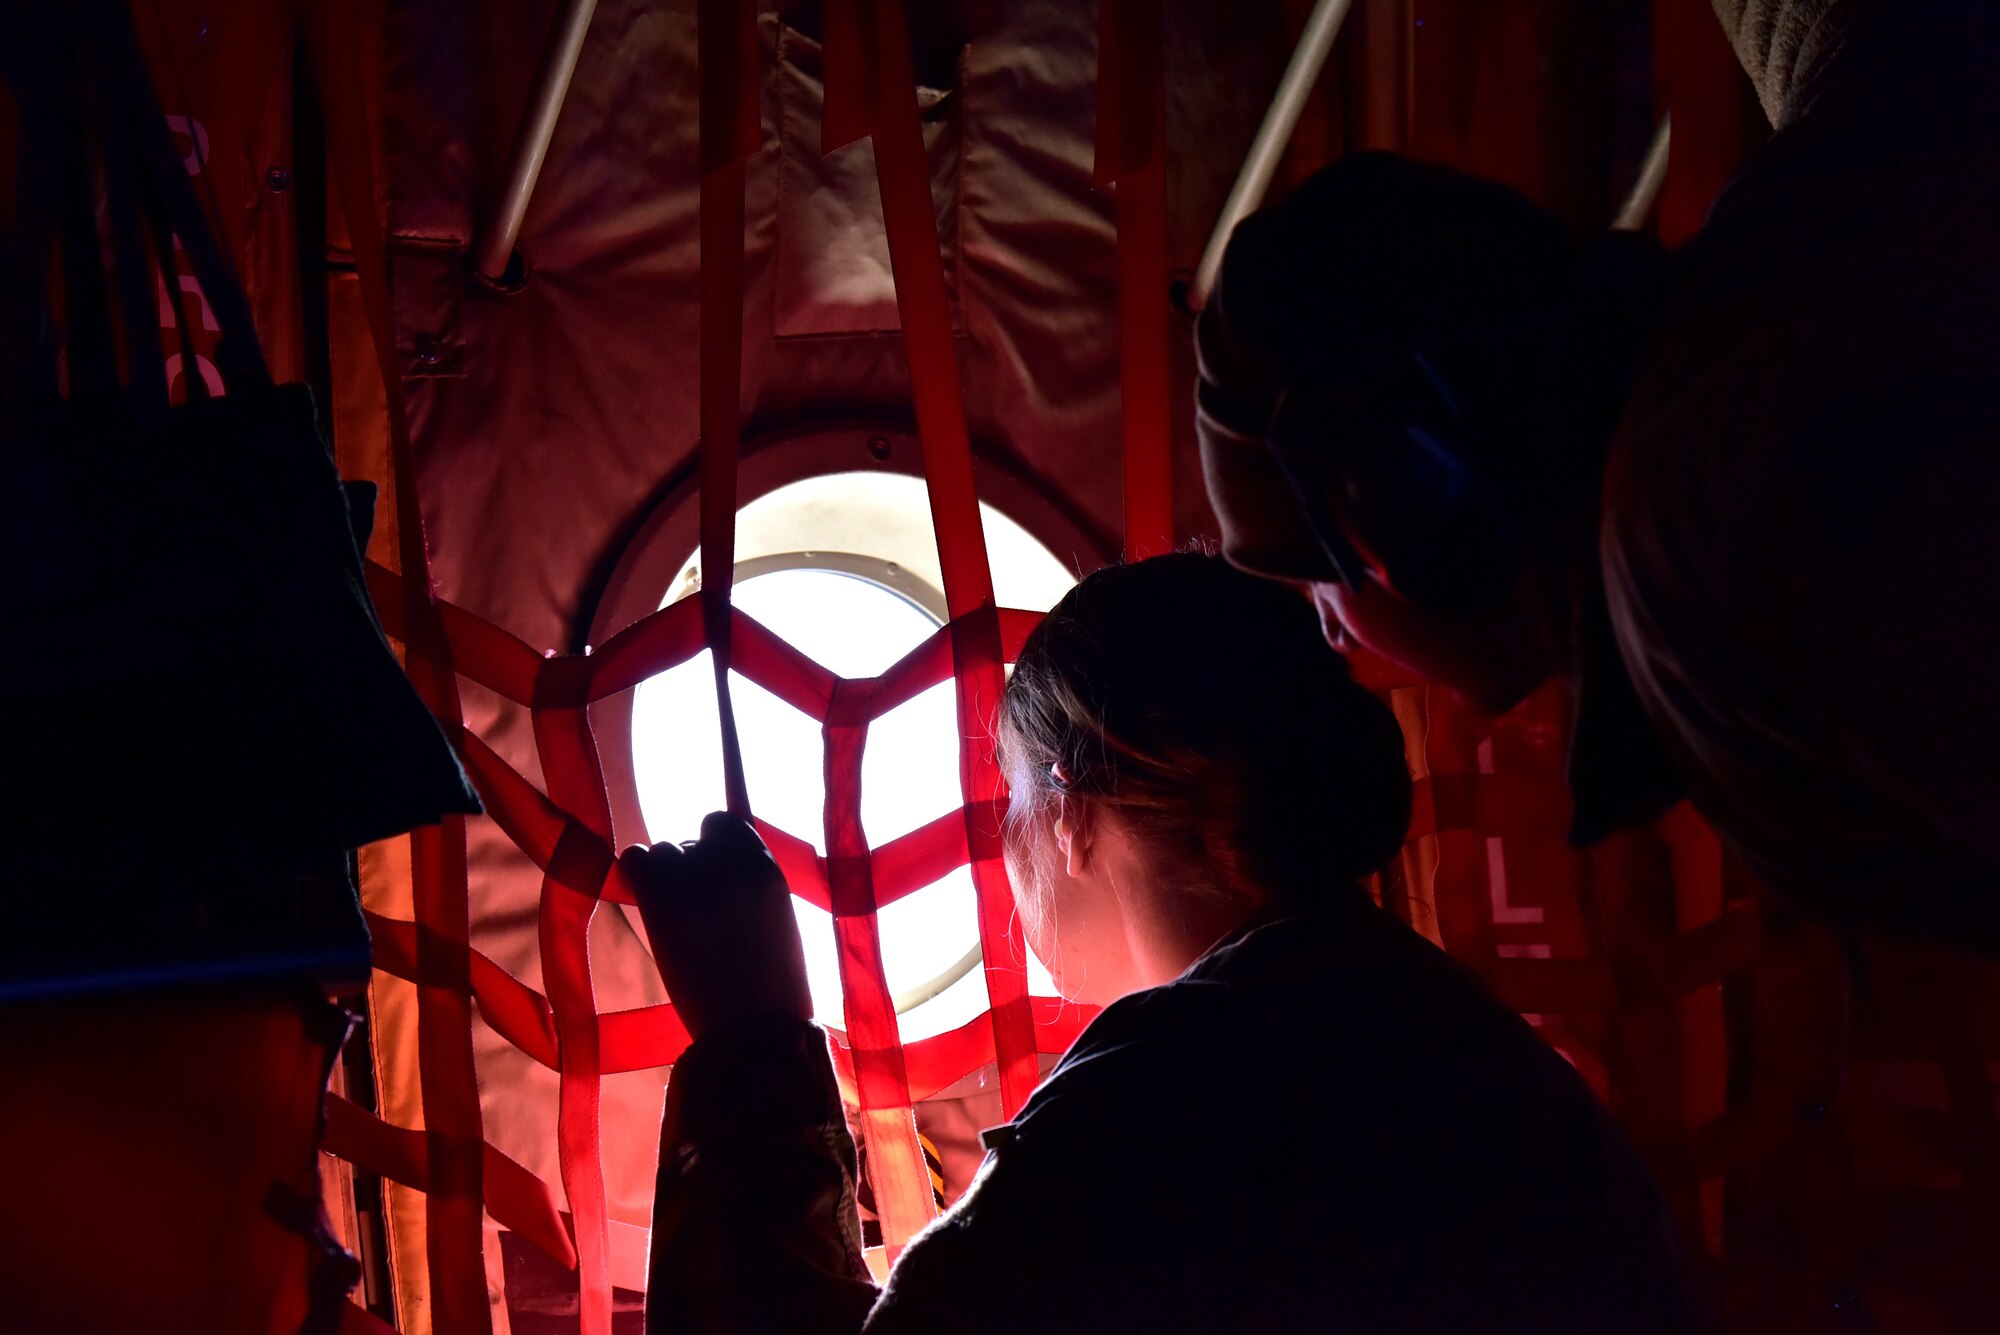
[619,812,814,1042]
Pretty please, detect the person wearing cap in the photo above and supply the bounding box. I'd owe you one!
[1195,0,2000,951]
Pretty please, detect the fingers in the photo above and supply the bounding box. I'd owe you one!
[699,811,781,870]
[616,841,684,871]
[616,840,685,899]
[620,816,783,906]
[697,809,764,852]
[635,812,758,857]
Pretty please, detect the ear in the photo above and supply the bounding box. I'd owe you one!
[1052,794,1091,879]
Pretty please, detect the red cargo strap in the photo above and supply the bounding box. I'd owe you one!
[823,0,1043,1254]
[303,7,489,1330]
[1096,0,1175,560]
[698,0,761,820]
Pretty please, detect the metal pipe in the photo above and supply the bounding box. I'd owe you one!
[893,944,983,1016]
[471,0,599,282]
[1186,0,1359,311]
[1611,112,1673,232]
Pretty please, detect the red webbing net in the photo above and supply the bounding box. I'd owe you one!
[83,0,2000,1328]
[303,6,491,1330]
[309,1,1770,1326]
[306,0,1148,1326]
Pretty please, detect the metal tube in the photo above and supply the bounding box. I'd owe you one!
[1612,112,1673,232]
[471,0,600,282]
[892,944,983,1016]
[1186,0,1359,311]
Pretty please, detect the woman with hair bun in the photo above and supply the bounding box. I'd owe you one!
[628,552,1707,1334]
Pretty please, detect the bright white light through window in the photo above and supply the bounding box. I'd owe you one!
[631,475,1070,1041]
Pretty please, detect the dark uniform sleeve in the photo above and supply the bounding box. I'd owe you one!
[644,1018,877,1335]
[646,1002,1187,1335]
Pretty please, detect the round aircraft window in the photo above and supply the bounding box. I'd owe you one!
[630,471,1072,1040]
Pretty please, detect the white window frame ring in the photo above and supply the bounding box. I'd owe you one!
[585,421,1113,1020]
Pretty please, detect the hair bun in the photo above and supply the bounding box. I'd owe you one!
[1001,553,1413,905]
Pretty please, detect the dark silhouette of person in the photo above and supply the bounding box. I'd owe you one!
[629,554,1709,1333]
[1196,0,2000,950]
